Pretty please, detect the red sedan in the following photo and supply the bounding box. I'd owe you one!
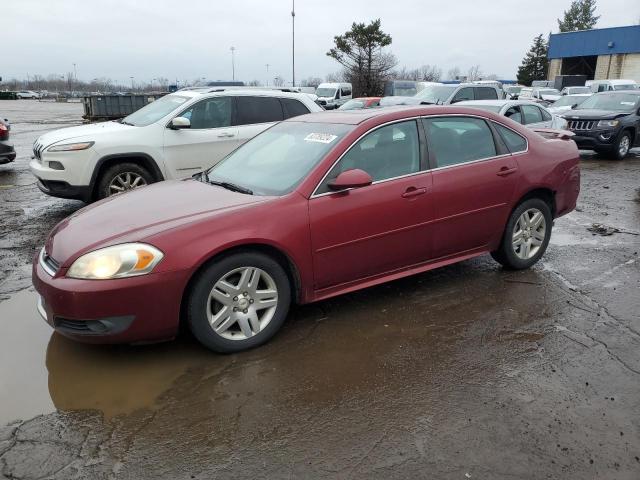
[338,97,382,110]
[33,106,580,352]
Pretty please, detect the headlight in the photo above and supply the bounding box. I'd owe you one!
[597,120,619,128]
[67,243,164,279]
[47,141,94,152]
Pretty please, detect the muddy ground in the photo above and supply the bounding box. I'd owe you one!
[0,100,639,479]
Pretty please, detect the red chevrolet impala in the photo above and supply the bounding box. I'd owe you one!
[33,106,580,352]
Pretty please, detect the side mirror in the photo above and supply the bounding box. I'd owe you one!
[328,169,373,191]
[169,117,191,130]
[571,104,578,109]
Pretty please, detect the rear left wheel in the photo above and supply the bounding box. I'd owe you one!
[491,198,552,270]
[186,252,291,353]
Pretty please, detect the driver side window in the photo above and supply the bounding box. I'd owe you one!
[316,120,420,194]
[178,97,232,129]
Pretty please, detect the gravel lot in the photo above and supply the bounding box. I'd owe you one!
[1,100,639,479]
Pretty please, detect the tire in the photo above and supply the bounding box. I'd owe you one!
[96,162,154,200]
[491,198,552,270]
[612,131,631,160]
[186,252,292,353]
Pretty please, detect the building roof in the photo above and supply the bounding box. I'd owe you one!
[548,25,640,59]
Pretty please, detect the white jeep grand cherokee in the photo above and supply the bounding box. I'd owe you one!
[30,89,322,201]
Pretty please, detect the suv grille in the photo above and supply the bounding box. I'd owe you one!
[39,249,60,276]
[33,141,45,160]
[567,120,596,131]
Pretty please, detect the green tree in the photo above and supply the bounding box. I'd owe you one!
[327,19,396,96]
[558,0,600,32]
[517,34,549,86]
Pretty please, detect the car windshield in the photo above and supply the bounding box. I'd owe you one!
[206,122,353,196]
[613,84,637,91]
[414,85,457,104]
[578,93,639,112]
[316,88,337,98]
[339,100,366,110]
[567,87,590,94]
[539,89,560,96]
[395,87,417,96]
[552,95,589,108]
[505,86,522,94]
[120,95,190,126]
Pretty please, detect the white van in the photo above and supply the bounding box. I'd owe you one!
[586,79,638,93]
[315,82,352,109]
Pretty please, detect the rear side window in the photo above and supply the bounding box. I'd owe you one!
[475,87,498,100]
[521,105,543,124]
[452,87,474,102]
[505,106,523,123]
[341,87,351,96]
[494,123,527,153]
[423,117,497,167]
[235,96,283,125]
[281,98,310,119]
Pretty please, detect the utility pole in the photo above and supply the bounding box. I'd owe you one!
[230,46,236,81]
[73,63,77,93]
[265,64,270,86]
[291,0,295,87]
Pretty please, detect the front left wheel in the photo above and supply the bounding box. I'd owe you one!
[186,252,292,353]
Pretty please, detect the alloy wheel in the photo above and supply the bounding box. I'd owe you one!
[618,135,630,158]
[108,172,147,195]
[207,267,279,341]
[512,208,546,260]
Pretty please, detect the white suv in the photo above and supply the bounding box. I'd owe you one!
[30,89,322,201]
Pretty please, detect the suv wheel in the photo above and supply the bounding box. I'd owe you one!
[187,252,291,353]
[613,131,631,160]
[491,198,552,270]
[96,162,154,199]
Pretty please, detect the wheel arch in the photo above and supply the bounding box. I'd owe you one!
[178,242,303,329]
[515,187,557,218]
[90,153,164,200]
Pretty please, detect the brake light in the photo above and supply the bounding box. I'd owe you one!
[0,123,8,140]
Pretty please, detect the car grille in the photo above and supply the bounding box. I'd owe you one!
[32,141,45,160]
[567,120,596,131]
[39,249,60,276]
[54,318,93,333]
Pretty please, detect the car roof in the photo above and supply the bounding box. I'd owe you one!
[595,89,640,96]
[286,105,510,125]
[456,100,541,107]
[171,88,314,100]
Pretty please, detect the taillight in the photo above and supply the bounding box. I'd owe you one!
[0,123,8,141]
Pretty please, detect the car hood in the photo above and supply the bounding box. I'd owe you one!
[45,180,271,266]
[35,121,136,149]
[563,109,632,120]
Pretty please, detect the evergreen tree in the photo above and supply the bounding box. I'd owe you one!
[517,34,549,86]
[558,0,600,32]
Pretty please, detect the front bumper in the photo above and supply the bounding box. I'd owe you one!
[569,128,619,151]
[33,252,191,344]
[35,179,92,201]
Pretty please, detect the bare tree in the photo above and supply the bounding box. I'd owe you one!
[446,67,461,81]
[467,65,483,81]
[273,76,284,87]
[247,80,262,86]
[300,77,324,88]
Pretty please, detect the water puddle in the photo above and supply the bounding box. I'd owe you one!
[0,289,211,424]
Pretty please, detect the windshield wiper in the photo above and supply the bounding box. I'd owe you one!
[208,180,253,195]
[119,119,134,126]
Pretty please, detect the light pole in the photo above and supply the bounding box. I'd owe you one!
[230,46,236,81]
[265,64,270,86]
[291,0,295,87]
[73,63,77,93]
[130,76,134,92]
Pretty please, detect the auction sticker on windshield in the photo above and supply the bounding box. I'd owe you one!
[305,133,338,144]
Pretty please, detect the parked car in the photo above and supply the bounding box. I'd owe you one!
[33,106,580,353]
[0,118,16,164]
[338,97,381,110]
[531,80,554,88]
[547,94,592,115]
[562,90,640,159]
[560,86,591,96]
[586,79,638,93]
[456,100,567,130]
[315,82,352,110]
[16,90,40,99]
[504,85,524,100]
[383,80,418,97]
[380,83,500,106]
[519,88,562,105]
[29,89,322,202]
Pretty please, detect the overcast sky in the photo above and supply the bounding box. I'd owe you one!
[3,0,639,86]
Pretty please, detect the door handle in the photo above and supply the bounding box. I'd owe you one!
[496,166,518,177]
[401,187,428,199]
[217,132,235,138]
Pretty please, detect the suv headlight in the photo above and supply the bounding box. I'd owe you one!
[67,243,164,279]
[597,120,619,128]
[47,141,94,152]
